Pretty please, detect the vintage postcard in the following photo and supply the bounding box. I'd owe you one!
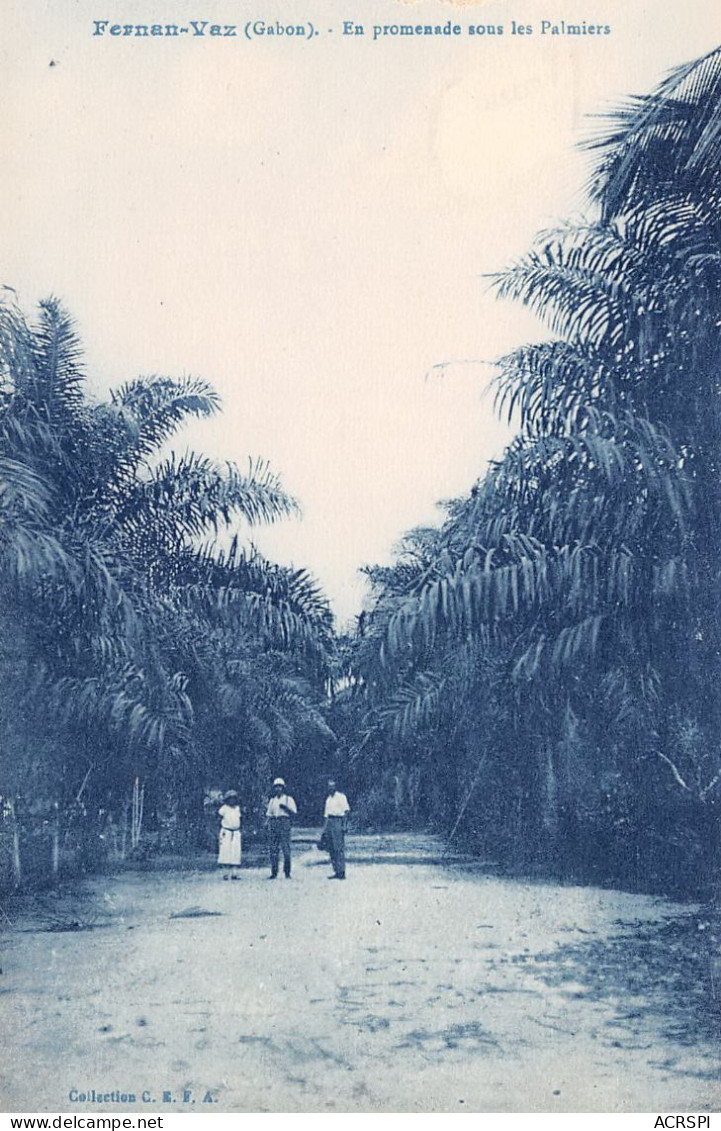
[1,0,720,1115]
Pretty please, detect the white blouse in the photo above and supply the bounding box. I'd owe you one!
[218,803,241,830]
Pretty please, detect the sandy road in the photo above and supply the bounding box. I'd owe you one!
[2,833,719,1112]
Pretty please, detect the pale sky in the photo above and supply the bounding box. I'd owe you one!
[3,0,718,625]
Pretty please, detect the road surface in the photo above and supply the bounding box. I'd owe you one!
[2,832,719,1112]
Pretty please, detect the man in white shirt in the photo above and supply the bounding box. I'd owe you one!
[323,779,350,880]
[266,777,297,879]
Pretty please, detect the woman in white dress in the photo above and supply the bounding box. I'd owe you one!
[217,790,242,879]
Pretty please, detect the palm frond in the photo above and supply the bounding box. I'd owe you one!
[377,670,447,739]
[115,453,298,544]
[32,298,85,414]
[110,375,221,470]
[585,47,721,217]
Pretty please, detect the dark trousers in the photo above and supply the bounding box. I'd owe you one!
[268,818,291,876]
[327,817,346,878]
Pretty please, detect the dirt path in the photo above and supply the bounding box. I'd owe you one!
[2,833,719,1112]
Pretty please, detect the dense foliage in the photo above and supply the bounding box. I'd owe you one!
[348,49,721,895]
[0,297,336,859]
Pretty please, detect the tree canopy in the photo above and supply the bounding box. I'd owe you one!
[0,297,336,830]
[346,48,721,894]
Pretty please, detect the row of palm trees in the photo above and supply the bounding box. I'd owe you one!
[0,297,336,865]
[2,47,718,893]
[346,48,721,893]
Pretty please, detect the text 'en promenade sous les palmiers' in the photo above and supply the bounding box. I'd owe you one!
[91,18,613,43]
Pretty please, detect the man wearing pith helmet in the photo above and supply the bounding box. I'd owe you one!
[265,777,297,879]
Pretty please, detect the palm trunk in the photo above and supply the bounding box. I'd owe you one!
[131,777,144,850]
[51,801,60,876]
[10,801,22,887]
[120,805,128,860]
[541,745,559,837]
